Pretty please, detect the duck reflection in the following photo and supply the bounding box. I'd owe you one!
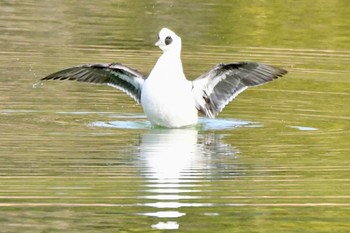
[137,128,238,230]
[141,129,199,181]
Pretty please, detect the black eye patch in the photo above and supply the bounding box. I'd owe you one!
[165,36,173,45]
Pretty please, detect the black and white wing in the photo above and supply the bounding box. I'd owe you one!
[40,63,146,104]
[192,62,287,118]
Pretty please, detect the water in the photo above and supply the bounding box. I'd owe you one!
[1,1,350,232]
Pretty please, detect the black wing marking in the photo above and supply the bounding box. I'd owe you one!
[192,62,287,118]
[40,63,146,104]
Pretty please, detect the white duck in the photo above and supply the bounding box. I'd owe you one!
[40,28,287,128]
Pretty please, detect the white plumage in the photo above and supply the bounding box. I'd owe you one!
[40,28,287,128]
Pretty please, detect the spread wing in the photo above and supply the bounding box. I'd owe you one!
[192,62,287,118]
[40,63,146,104]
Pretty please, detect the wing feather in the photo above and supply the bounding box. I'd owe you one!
[40,63,146,104]
[192,62,287,118]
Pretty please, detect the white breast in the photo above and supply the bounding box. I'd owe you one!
[141,52,198,128]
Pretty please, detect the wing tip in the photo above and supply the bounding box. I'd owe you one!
[276,66,288,77]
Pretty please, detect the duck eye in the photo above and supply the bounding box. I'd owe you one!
[165,36,173,45]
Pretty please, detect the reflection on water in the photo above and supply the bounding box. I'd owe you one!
[288,125,318,131]
[151,221,179,230]
[138,128,237,229]
[140,129,200,181]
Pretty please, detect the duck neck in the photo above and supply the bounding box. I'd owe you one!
[162,50,183,71]
[151,49,185,81]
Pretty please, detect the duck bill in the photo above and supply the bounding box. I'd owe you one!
[155,39,163,46]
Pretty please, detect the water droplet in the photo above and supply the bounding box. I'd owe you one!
[32,81,43,88]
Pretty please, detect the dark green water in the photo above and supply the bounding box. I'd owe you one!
[0,1,349,232]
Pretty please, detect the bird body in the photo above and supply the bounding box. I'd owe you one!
[141,29,197,127]
[39,28,287,128]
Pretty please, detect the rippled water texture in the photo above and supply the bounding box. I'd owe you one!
[0,1,349,232]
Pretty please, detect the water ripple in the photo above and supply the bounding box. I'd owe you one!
[90,117,257,131]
